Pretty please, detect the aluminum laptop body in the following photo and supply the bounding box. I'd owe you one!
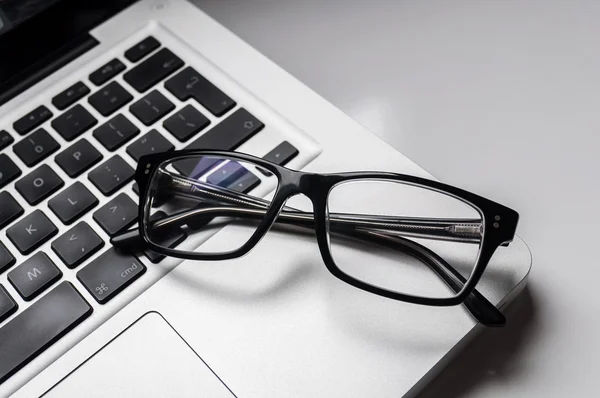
[0,1,532,396]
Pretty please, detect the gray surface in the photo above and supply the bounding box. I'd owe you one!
[193,0,600,396]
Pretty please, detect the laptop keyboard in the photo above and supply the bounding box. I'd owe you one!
[0,35,302,385]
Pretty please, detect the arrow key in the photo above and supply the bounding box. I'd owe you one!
[7,210,58,255]
[52,222,104,269]
[93,193,138,237]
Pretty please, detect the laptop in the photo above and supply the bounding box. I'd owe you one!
[0,0,532,396]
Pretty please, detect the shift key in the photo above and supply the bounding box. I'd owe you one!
[77,248,145,304]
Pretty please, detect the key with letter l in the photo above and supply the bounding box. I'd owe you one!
[49,182,98,225]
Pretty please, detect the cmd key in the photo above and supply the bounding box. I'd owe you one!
[124,48,184,93]
[77,248,145,304]
[0,282,92,384]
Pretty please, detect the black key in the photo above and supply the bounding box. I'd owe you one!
[89,58,126,86]
[8,252,62,301]
[165,67,236,116]
[77,248,145,304]
[93,193,138,236]
[188,108,263,150]
[93,114,140,151]
[52,82,91,111]
[0,130,14,151]
[0,154,21,189]
[207,161,248,187]
[7,210,58,255]
[144,211,187,264]
[13,128,60,167]
[0,282,92,384]
[132,182,139,196]
[0,285,17,324]
[88,81,133,117]
[126,129,174,162]
[0,242,16,274]
[263,141,298,167]
[258,141,298,176]
[163,105,210,142]
[0,192,23,231]
[48,182,98,225]
[55,139,103,178]
[51,104,98,141]
[13,105,53,136]
[15,165,64,205]
[174,109,263,176]
[229,172,261,194]
[52,222,104,269]
[123,48,184,93]
[125,36,161,62]
[88,156,135,196]
[130,90,175,126]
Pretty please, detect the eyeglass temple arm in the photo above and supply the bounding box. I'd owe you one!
[111,203,504,326]
[162,173,486,245]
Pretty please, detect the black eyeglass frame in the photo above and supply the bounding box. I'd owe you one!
[133,150,519,319]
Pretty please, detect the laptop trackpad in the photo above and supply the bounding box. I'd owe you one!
[44,312,234,397]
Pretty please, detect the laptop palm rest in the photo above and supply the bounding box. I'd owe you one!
[42,312,235,398]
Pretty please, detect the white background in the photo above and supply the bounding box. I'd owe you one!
[193,1,600,396]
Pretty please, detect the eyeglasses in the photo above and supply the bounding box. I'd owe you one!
[111,150,519,327]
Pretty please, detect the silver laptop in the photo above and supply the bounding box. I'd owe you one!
[0,1,532,396]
